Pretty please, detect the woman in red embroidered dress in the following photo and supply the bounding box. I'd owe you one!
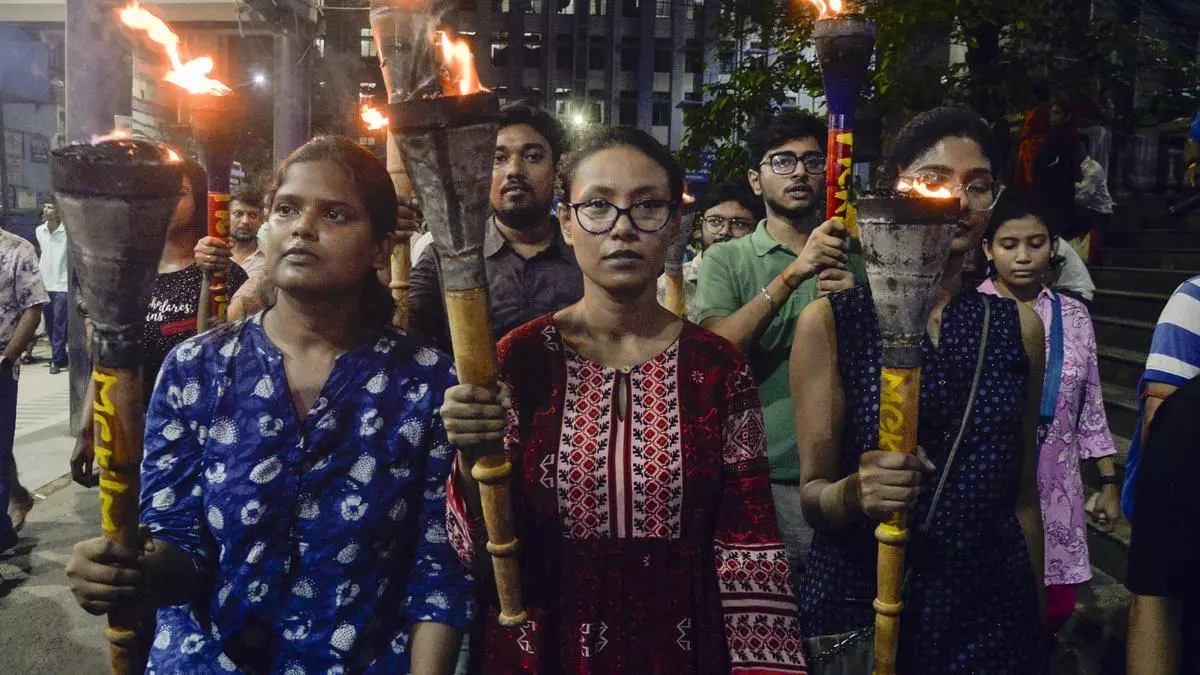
[441,127,806,674]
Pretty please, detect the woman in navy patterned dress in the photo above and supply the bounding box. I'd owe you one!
[441,128,806,674]
[789,108,1048,673]
[66,137,473,674]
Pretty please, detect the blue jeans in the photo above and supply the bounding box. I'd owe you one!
[0,361,18,541]
[44,291,69,365]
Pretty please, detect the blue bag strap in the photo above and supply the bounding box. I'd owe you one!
[1039,291,1065,423]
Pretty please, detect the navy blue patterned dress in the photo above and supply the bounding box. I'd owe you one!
[139,314,474,674]
[799,285,1043,674]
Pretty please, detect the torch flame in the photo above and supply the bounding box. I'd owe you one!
[90,129,132,144]
[361,104,389,131]
[119,1,231,96]
[897,177,956,200]
[438,31,488,96]
[166,148,182,163]
[805,0,845,19]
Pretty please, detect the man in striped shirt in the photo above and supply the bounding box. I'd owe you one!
[1122,275,1200,517]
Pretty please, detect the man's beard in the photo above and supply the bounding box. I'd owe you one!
[495,202,551,232]
[230,229,258,244]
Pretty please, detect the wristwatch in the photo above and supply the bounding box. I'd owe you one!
[1099,475,1120,486]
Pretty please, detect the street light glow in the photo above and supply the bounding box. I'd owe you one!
[571,113,586,128]
[253,73,267,86]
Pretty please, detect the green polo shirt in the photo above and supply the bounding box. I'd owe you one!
[694,220,867,482]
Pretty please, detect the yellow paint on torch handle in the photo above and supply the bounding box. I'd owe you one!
[873,366,920,675]
[92,365,150,673]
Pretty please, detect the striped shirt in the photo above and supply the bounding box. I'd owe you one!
[1122,275,1200,517]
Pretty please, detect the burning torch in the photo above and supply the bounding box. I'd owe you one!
[371,1,526,627]
[856,186,959,675]
[118,1,237,332]
[52,138,182,674]
[662,190,696,317]
[810,0,875,237]
[370,1,425,331]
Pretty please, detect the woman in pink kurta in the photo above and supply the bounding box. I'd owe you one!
[441,127,805,674]
[980,192,1120,634]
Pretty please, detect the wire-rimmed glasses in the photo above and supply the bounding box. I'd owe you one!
[896,171,1004,211]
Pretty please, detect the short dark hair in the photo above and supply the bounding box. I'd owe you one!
[497,102,568,164]
[231,184,265,210]
[983,189,1058,243]
[882,107,1000,183]
[746,110,829,165]
[267,136,397,327]
[696,181,764,223]
[557,126,684,203]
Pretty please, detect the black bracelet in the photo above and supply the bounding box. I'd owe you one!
[1100,475,1120,486]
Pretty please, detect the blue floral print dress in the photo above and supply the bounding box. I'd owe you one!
[139,313,473,674]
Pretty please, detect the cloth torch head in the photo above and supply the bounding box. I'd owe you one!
[813,15,876,118]
[391,92,499,293]
[662,212,694,277]
[370,0,441,102]
[856,193,960,368]
[51,140,183,369]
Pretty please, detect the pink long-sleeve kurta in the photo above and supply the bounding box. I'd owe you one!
[979,280,1117,585]
[446,316,806,674]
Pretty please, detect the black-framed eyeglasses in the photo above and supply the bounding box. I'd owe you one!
[896,171,1004,210]
[566,199,679,234]
[700,215,756,233]
[760,152,826,176]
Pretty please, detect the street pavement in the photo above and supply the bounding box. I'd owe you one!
[1,343,110,673]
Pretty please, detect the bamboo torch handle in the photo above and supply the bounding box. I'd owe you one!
[826,123,860,239]
[206,193,231,327]
[443,287,526,628]
[196,279,212,333]
[92,365,150,673]
[387,132,414,332]
[873,366,921,675]
[663,274,685,317]
[391,234,411,330]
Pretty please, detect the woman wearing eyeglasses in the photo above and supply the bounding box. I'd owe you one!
[441,127,807,674]
[655,181,763,320]
[790,107,1048,673]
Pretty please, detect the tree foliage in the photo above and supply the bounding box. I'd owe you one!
[680,0,1200,185]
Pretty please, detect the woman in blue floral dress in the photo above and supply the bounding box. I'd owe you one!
[66,137,473,674]
[789,108,1048,673]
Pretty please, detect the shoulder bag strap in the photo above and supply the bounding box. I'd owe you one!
[902,294,992,592]
[1039,292,1064,423]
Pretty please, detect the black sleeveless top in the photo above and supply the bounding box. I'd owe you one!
[799,284,1044,674]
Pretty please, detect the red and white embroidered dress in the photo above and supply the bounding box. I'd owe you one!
[447,316,806,674]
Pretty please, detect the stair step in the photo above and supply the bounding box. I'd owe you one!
[1092,288,1172,324]
[1102,383,1139,441]
[1097,345,1146,391]
[1098,247,1200,271]
[1092,314,1155,353]
[1051,563,1130,674]
[1090,266,1195,296]
[1105,229,1200,249]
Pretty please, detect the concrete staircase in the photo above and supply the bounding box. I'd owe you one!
[1052,199,1200,674]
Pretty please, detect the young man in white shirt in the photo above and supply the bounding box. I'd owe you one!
[35,202,69,373]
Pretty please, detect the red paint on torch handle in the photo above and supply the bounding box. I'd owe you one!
[826,125,857,237]
[208,193,231,323]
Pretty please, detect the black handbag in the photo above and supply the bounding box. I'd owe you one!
[802,296,992,675]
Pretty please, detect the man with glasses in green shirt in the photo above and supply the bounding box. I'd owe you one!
[695,111,866,586]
